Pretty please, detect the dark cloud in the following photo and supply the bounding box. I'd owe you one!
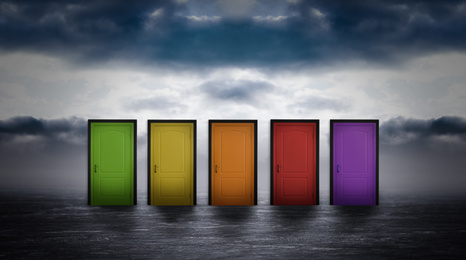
[294,0,466,61]
[200,79,274,102]
[0,116,86,144]
[0,0,465,67]
[0,0,171,61]
[380,116,466,144]
[0,116,88,191]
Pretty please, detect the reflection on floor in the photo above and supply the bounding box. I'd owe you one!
[1,191,465,259]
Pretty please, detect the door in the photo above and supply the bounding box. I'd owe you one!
[331,120,379,205]
[148,121,196,205]
[209,120,257,205]
[271,120,319,205]
[88,120,136,205]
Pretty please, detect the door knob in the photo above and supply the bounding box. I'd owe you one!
[154,165,157,173]
[337,164,340,173]
[277,164,280,173]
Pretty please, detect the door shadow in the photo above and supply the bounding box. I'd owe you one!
[331,205,380,218]
[268,206,319,221]
[151,206,196,223]
[210,206,254,222]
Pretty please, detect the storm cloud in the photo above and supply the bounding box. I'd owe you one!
[200,79,274,103]
[0,0,465,67]
[380,116,466,144]
[0,116,86,145]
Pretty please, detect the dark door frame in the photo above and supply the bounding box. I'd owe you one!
[88,119,137,205]
[147,120,197,205]
[208,120,258,205]
[330,119,379,205]
[270,119,320,205]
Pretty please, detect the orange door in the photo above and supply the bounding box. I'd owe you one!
[209,120,257,205]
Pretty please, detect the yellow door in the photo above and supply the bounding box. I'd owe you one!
[210,121,256,205]
[149,121,195,205]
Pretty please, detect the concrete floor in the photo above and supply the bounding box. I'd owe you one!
[1,191,465,259]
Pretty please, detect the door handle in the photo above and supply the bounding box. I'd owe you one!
[94,164,97,173]
[154,165,157,173]
[337,164,340,173]
[215,165,218,173]
[277,164,280,173]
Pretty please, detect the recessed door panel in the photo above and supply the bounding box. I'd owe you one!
[210,121,257,205]
[271,121,318,205]
[149,121,196,206]
[221,131,246,173]
[331,120,379,205]
[89,121,136,205]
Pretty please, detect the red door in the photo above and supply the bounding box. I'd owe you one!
[271,120,319,205]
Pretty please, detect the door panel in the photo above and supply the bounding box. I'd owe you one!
[149,122,195,205]
[332,121,378,205]
[89,121,135,205]
[221,131,246,173]
[272,121,318,205]
[210,122,256,205]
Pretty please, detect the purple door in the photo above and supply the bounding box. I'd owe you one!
[331,120,379,205]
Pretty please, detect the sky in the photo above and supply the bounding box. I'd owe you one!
[1,0,466,202]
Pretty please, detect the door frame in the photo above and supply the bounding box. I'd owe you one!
[208,120,258,205]
[88,119,137,205]
[330,119,379,205]
[270,119,320,205]
[147,119,197,205]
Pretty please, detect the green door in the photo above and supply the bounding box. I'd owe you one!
[88,120,136,205]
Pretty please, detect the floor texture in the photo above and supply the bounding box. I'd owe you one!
[1,192,465,259]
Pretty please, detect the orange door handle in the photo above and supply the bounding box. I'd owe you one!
[215,165,218,173]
